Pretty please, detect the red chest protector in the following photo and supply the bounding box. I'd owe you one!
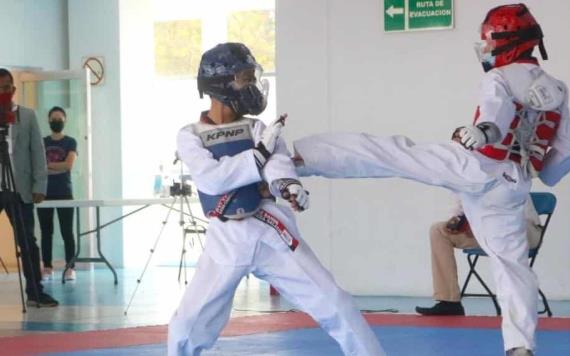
[475,104,561,174]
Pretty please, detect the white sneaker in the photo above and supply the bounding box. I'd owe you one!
[42,267,53,281]
[64,268,76,281]
[506,348,534,356]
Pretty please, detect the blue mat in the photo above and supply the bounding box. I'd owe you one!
[45,325,570,356]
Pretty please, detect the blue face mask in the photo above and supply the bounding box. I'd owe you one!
[480,52,496,72]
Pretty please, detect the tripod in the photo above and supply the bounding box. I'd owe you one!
[0,124,41,312]
[124,165,207,315]
[168,184,207,285]
[0,255,8,274]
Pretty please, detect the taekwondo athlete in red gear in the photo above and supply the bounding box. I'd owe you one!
[168,43,385,356]
[293,5,569,356]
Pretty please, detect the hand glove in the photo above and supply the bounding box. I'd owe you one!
[457,125,487,150]
[454,122,501,150]
[278,179,310,211]
[254,114,287,168]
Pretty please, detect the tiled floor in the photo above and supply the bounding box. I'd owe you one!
[1,266,569,338]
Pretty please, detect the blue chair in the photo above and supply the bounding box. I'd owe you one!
[459,192,556,317]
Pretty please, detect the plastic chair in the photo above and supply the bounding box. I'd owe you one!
[459,192,555,317]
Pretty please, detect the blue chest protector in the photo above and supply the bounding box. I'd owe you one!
[193,119,262,219]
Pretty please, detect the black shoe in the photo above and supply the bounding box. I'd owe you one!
[415,301,465,316]
[26,292,59,308]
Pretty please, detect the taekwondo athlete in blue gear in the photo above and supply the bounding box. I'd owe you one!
[167,42,385,356]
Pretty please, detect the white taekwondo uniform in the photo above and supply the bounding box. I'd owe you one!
[294,62,570,352]
[168,114,385,356]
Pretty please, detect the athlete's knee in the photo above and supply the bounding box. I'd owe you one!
[429,222,447,243]
[328,286,357,316]
[168,310,190,342]
[484,234,526,259]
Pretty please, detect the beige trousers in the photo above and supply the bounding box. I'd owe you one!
[429,220,542,302]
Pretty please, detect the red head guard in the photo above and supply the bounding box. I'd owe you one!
[480,3,547,69]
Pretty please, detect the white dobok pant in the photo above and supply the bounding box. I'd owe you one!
[167,200,385,356]
[295,133,538,352]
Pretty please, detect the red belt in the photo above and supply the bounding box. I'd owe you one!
[207,191,237,221]
[254,209,299,251]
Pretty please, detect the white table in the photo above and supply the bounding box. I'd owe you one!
[36,198,179,284]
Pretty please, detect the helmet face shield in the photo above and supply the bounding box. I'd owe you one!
[231,65,263,89]
[474,32,496,72]
[229,65,269,116]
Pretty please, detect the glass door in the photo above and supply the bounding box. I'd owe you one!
[15,69,93,260]
[16,69,92,201]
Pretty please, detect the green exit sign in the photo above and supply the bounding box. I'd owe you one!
[384,0,454,32]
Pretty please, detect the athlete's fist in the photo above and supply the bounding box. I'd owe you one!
[278,178,310,212]
[452,122,501,150]
[260,114,287,154]
[254,114,287,167]
[453,126,486,150]
[284,183,310,212]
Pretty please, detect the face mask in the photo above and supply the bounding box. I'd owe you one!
[50,120,64,133]
[0,92,15,125]
[480,52,496,72]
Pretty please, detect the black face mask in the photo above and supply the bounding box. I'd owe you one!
[50,120,64,133]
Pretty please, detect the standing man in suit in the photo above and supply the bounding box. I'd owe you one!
[0,68,58,307]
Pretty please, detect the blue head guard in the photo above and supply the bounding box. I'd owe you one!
[197,43,268,116]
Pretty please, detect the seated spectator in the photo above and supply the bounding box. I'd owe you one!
[415,195,541,315]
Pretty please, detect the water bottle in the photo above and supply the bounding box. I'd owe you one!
[161,173,171,198]
[153,164,163,197]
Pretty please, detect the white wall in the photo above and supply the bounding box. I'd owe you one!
[119,0,154,202]
[68,0,124,266]
[277,0,570,298]
[0,0,68,70]
[118,0,180,268]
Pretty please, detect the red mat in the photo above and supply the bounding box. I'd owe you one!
[1,313,569,355]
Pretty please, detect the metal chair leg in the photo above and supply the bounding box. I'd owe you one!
[460,258,475,297]
[461,254,502,316]
[469,264,501,316]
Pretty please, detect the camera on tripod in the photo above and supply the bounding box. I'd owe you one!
[169,182,192,197]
